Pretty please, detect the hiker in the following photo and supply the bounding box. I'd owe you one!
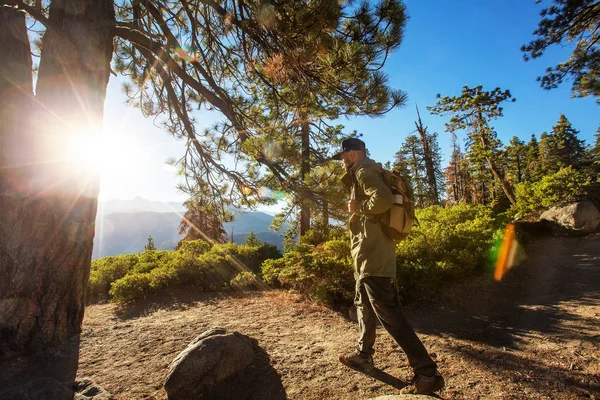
[331,137,444,395]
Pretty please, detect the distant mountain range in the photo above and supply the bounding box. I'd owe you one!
[92,197,287,259]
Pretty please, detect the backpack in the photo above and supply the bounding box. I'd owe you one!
[379,169,417,240]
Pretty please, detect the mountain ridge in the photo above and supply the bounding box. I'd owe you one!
[93,198,287,259]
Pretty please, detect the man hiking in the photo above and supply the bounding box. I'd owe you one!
[332,137,444,395]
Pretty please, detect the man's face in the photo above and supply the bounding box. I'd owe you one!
[340,151,355,170]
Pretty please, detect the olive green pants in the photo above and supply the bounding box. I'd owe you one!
[355,276,436,376]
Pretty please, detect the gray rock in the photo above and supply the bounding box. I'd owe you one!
[540,200,600,235]
[0,377,113,400]
[164,328,255,400]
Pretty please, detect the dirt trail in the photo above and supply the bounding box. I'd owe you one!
[2,234,599,399]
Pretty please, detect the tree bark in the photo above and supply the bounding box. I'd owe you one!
[0,0,115,360]
[299,113,311,236]
[474,112,516,206]
[479,134,516,206]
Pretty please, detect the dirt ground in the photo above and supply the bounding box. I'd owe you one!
[3,233,600,399]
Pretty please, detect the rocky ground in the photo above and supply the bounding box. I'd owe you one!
[2,233,599,399]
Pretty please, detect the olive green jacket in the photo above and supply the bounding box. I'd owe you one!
[341,157,396,280]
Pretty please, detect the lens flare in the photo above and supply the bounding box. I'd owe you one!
[258,187,272,199]
[273,190,286,201]
[240,185,253,195]
[175,47,199,62]
[493,224,521,281]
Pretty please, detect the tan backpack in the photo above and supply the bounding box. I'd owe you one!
[380,169,417,240]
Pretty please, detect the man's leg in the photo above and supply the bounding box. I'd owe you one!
[355,279,377,357]
[362,276,436,376]
[339,280,377,372]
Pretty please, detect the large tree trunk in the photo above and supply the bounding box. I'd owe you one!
[299,113,311,236]
[0,0,115,360]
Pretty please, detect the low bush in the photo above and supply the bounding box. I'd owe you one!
[109,273,152,303]
[262,204,503,307]
[262,241,354,308]
[88,254,139,301]
[395,204,503,301]
[512,166,592,217]
[229,271,262,291]
[88,239,282,303]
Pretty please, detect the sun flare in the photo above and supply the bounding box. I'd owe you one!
[62,124,139,176]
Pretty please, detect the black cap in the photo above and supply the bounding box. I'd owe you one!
[331,138,366,160]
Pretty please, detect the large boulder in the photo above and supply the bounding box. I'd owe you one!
[540,200,600,235]
[164,328,255,400]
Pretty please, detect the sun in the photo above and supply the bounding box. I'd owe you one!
[62,122,140,177]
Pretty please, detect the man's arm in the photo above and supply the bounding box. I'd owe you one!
[355,167,395,215]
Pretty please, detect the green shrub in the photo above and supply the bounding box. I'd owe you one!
[177,239,213,257]
[109,273,151,303]
[88,254,139,300]
[167,252,213,288]
[261,242,354,308]
[148,265,177,291]
[88,240,283,304]
[210,242,282,276]
[513,166,592,217]
[262,205,502,306]
[229,271,261,290]
[395,204,501,301]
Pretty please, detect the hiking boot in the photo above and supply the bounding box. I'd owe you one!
[413,370,445,394]
[339,351,374,373]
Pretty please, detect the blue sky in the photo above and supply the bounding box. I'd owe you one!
[99,0,599,205]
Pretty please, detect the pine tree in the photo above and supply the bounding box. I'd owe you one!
[522,0,600,103]
[525,134,541,181]
[444,138,472,205]
[177,195,231,247]
[232,0,410,235]
[0,0,410,357]
[427,85,517,205]
[1,1,115,357]
[593,125,600,163]
[394,135,427,206]
[539,114,586,173]
[243,231,262,247]
[145,236,156,251]
[505,136,527,183]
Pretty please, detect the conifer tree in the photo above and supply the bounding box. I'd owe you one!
[538,114,586,173]
[145,236,156,251]
[505,136,528,183]
[243,231,262,247]
[522,0,600,103]
[444,137,472,204]
[4,0,411,356]
[526,134,541,181]
[428,85,516,205]
[394,135,427,206]
[593,126,600,163]
[177,195,231,247]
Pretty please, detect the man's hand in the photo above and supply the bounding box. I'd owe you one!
[348,199,357,213]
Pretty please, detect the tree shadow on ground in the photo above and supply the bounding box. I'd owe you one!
[194,341,287,400]
[410,234,600,349]
[453,343,600,398]
[0,335,80,396]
